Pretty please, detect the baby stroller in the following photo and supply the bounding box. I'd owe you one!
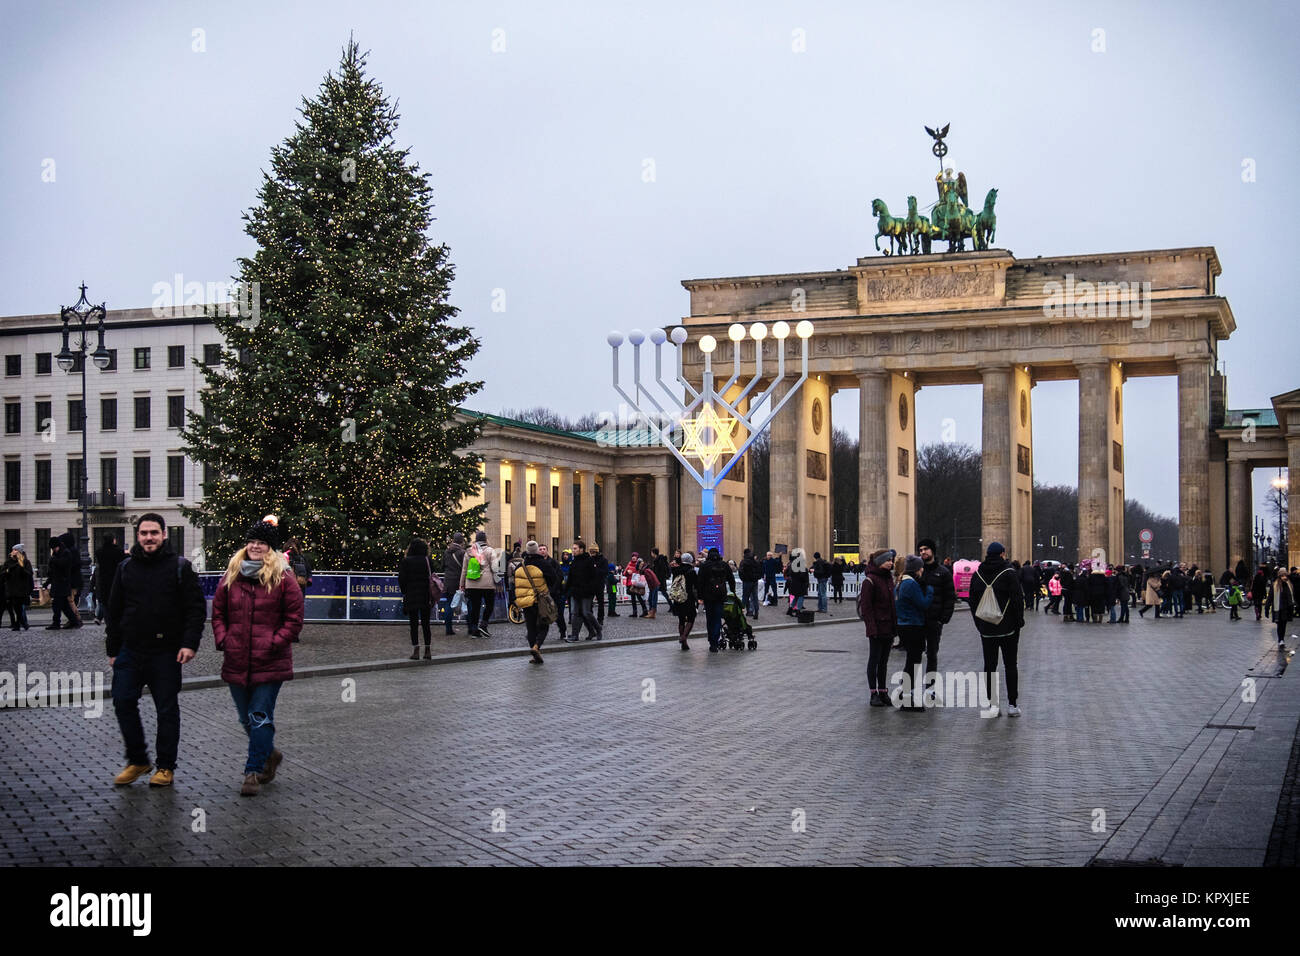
[721,592,757,650]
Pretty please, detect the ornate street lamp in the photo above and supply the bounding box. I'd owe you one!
[58,283,109,584]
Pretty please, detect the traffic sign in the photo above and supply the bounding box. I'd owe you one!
[1139,528,1153,543]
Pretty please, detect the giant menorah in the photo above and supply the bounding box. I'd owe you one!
[608,319,815,529]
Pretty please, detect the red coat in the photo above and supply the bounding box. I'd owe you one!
[856,564,897,638]
[212,572,304,687]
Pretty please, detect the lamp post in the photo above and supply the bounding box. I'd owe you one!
[57,283,110,584]
[1272,471,1288,561]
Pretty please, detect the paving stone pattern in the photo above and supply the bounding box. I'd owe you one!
[0,608,1291,865]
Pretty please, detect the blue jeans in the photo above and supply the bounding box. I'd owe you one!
[817,578,829,612]
[112,646,183,770]
[741,580,758,616]
[1075,604,1085,622]
[764,577,777,604]
[704,600,724,647]
[229,682,283,774]
[648,587,659,613]
[1171,590,1183,615]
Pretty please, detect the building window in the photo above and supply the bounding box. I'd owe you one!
[102,349,118,371]
[35,460,51,501]
[529,482,537,507]
[68,399,84,432]
[69,353,84,373]
[168,526,185,554]
[504,479,512,504]
[552,485,559,509]
[167,395,185,429]
[204,525,221,555]
[34,400,51,434]
[203,462,215,491]
[134,347,151,370]
[101,458,118,499]
[101,397,117,431]
[4,355,19,376]
[4,460,19,502]
[4,402,18,435]
[202,344,222,368]
[67,459,83,501]
[36,353,51,375]
[4,529,18,555]
[167,455,184,497]
[35,529,51,572]
[133,457,150,499]
[134,396,150,429]
[167,345,184,369]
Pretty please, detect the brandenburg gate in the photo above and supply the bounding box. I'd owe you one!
[675,244,1236,570]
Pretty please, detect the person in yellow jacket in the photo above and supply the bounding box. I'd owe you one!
[513,541,562,664]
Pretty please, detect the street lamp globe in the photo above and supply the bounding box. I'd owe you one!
[669,327,688,345]
[92,346,112,370]
[56,347,75,372]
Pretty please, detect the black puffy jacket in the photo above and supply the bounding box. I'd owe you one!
[967,557,1025,636]
[106,541,206,657]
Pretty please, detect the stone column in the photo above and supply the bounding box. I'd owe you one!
[601,474,618,558]
[509,462,528,550]
[481,457,504,544]
[1177,356,1212,568]
[769,378,799,551]
[1289,437,1300,571]
[857,370,890,553]
[556,467,574,549]
[654,474,670,554]
[1076,361,1111,564]
[632,477,648,555]
[579,470,596,544]
[1227,458,1250,572]
[534,464,553,551]
[980,366,1012,549]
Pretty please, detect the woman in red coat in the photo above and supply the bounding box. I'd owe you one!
[212,515,304,796]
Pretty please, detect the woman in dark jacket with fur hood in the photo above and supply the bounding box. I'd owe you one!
[212,516,304,797]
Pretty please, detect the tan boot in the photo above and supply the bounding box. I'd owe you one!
[114,763,153,786]
[148,769,174,787]
[240,773,260,796]
[646,610,656,620]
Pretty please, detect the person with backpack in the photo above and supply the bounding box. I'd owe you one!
[538,545,568,639]
[916,538,956,704]
[812,552,832,613]
[565,540,603,642]
[106,513,207,788]
[738,548,762,619]
[967,542,1026,717]
[1267,568,1295,651]
[857,549,897,707]
[696,548,736,652]
[441,532,466,634]
[515,541,561,664]
[1227,579,1244,620]
[459,531,498,638]
[668,551,699,650]
[397,538,438,660]
[211,515,304,796]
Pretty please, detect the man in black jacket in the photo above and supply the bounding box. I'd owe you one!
[566,540,603,642]
[738,548,762,619]
[697,548,736,652]
[762,552,781,606]
[441,532,466,634]
[967,542,1025,718]
[46,535,81,630]
[105,513,207,788]
[917,538,956,703]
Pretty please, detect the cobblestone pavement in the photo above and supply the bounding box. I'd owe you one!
[0,607,1293,865]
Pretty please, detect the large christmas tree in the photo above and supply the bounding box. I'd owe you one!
[182,40,484,570]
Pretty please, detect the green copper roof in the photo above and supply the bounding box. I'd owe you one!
[1222,408,1279,428]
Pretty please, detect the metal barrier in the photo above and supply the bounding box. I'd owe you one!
[196,572,870,623]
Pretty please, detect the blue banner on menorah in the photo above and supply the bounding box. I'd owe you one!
[696,514,724,556]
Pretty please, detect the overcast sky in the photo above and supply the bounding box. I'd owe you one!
[2,0,1296,525]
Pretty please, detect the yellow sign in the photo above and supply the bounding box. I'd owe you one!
[680,404,737,471]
